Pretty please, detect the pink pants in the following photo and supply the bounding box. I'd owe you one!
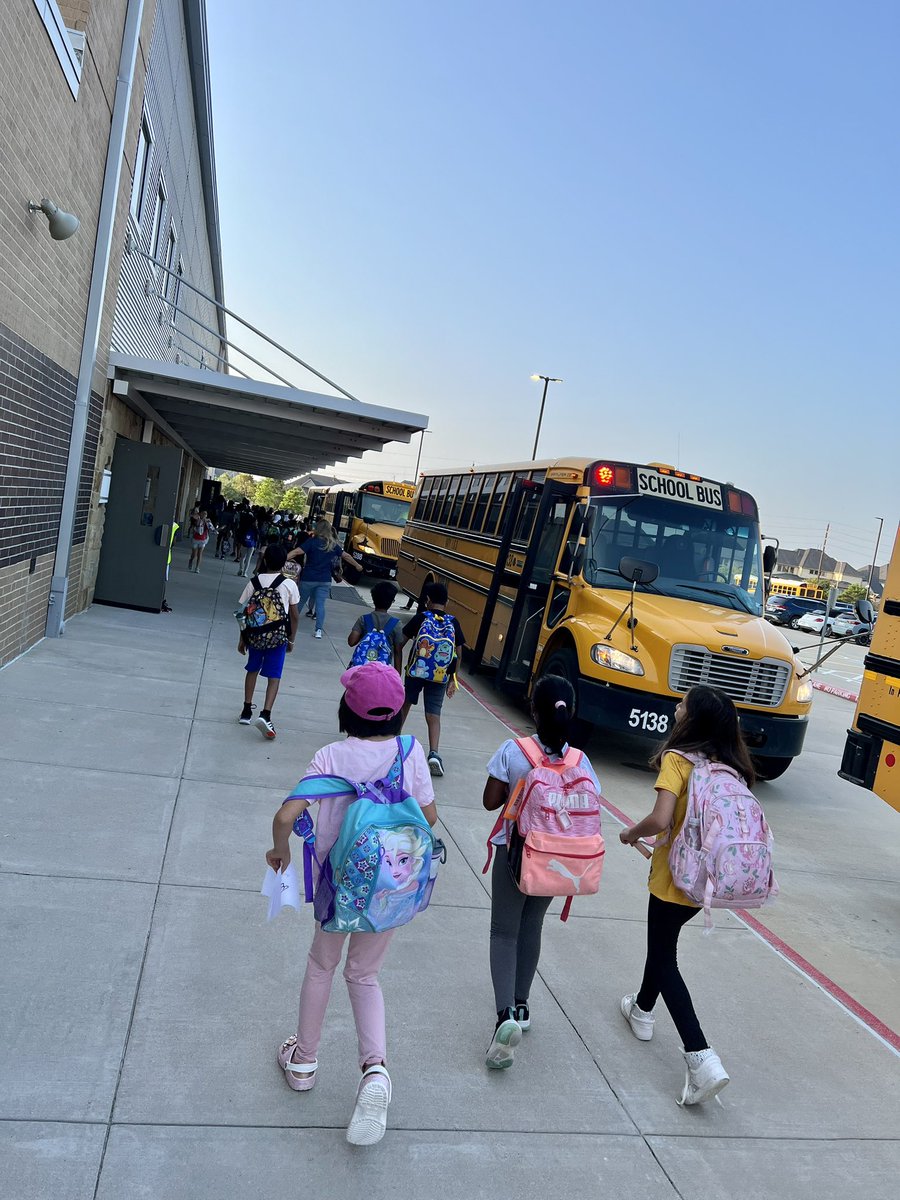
[295,924,395,1069]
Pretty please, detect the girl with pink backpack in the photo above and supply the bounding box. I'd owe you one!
[482,675,603,1069]
[618,685,762,1106]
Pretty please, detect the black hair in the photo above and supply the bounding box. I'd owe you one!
[425,581,448,606]
[371,581,398,610]
[531,674,576,755]
[262,544,288,571]
[650,685,756,786]
[338,695,403,738]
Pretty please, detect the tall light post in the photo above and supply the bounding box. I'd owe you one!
[866,516,885,599]
[530,374,562,460]
[413,428,431,481]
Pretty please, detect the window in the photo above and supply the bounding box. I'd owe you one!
[32,0,83,99]
[471,474,497,533]
[512,480,542,544]
[443,477,462,527]
[131,116,152,222]
[460,474,479,528]
[164,229,178,298]
[415,477,435,521]
[149,181,166,263]
[449,475,471,527]
[432,476,452,525]
[485,473,511,536]
[170,257,184,324]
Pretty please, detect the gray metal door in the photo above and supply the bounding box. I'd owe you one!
[94,437,183,611]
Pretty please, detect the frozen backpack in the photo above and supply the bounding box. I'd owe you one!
[237,574,289,650]
[406,610,456,683]
[667,751,778,929]
[483,737,605,922]
[288,736,443,933]
[350,613,399,667]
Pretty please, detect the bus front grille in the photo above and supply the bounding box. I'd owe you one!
[380,537,401,558]
[668,645,791,708]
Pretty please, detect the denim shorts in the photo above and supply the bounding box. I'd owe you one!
[404,675,447,715]
[245,643,287,679]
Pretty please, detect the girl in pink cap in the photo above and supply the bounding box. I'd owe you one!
[267,662,437,1146]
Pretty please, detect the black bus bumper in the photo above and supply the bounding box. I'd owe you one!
[576,678,809,760]
[351,552,398,579]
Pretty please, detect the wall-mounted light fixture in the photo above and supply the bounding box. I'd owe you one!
[27,198,80,241]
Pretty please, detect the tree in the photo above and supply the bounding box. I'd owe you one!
[281,486,307,514]
[217,472,243,501]
[230,473,257,502]
[254,477,285,510]
[837,582,867,604]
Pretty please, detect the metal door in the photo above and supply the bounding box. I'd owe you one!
[94,437,183,611]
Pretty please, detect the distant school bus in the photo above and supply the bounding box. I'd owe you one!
[768,579,827,600]
[308,480,416,578]
[840,524,900,812]
[398,457,813,778]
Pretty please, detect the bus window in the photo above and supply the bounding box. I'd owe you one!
[423,477,441,522]
[414,477,434,520]
[461,474,479,528]
[485,474,511,535]
[432,476,452,525]
[512,479,541,544]
[450,475,471,526]
[472,474,497,532]
[443,477,462,527]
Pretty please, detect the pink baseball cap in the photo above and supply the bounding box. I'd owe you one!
[340,662,406,721]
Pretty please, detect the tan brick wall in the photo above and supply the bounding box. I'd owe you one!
[58,2,92,33]
[0,553,55,667]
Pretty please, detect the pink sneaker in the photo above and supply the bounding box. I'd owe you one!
[277,1036,317,1091]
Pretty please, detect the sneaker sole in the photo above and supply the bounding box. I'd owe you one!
[255,719,276,740]
[621,996,654,1041]
[682,1073,730,1106]
[486,1020,522,1069]
[238,717,253,725]
[346,1082,391,1145]
[428,759,444,777]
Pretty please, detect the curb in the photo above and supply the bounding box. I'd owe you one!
[812,680,859,704]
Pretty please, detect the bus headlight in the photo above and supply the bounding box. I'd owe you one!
[590,644,645,675]
[796,678,813,703]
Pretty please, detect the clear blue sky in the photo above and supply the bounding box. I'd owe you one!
[206,0,898,567]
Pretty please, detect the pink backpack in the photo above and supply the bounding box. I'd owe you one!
[667,751,778,928]
[483,738,605,922]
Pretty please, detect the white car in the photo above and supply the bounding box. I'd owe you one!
[795,611,836,635]
[830,614,873,644]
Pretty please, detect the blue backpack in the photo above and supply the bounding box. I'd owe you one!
[287,736,441,933]
[350,613,399,667]
[406,610,456,684]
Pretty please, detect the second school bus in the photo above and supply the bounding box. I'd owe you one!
[308,480,415,578]
[398,457,813,778]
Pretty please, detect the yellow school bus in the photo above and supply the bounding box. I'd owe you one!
[398,458,812,778]
[768,579,826,600]
[308,480,416,578]
[840,524,899,811]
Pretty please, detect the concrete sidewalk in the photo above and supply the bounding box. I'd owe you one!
[1,549,898,1200]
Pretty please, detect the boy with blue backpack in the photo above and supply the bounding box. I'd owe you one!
[347,581,403,670]
[266,662,438,1146]
[400,582,466,777]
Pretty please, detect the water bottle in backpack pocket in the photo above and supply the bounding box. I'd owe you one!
[667,751,778,929]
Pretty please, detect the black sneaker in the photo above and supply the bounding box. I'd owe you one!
[239,703,254,725]
[427,751,444,777]
[485,1008,522,1070]
[514,1002,531,1031]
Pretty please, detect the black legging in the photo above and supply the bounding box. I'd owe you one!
[635,894,708,1052]
[489,846,552,1014]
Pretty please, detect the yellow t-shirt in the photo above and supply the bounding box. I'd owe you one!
[647,752,699,907]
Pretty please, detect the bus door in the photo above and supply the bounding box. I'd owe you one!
[476,481,579,688]
[333,492,353,542]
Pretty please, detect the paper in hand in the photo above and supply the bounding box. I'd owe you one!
[261,863,301,920]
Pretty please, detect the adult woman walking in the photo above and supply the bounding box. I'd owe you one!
[288,519,357,639]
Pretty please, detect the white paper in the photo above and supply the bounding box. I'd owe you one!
[261,863,301,921]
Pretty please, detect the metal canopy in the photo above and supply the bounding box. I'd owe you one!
[108,353,428,478]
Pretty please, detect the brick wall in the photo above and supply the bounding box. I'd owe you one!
[57,2,92,33]
[0,553,55,667]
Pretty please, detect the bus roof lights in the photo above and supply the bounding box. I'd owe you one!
[595,465,615,487]
[592,464,633,490]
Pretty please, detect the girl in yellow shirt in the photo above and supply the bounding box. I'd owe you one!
[618,685,756,1106]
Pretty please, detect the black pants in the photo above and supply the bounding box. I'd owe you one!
[635,894,708,1052]
[489,846,553,1014]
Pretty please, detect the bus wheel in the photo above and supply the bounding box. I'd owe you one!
[540,649,592,747]
[753,756,792,781]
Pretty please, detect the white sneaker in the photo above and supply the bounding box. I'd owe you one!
[314,629,323,639]
[621,993,655,1041]
[346,1065,391,1145]
[485,1012,522,1069]
[678,1048,730,1106]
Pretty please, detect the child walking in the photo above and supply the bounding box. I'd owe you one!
[266,662,437,1145]
[618,684,755,1105]
[347,581,403,670]
[481,674,602,1069]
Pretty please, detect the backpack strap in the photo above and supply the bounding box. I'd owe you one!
[515,736,547,769]
[363,612,375,633]
[482,814,505,874]
[271,573,285,589]
[250,574,261,590]
[385,617,399,635]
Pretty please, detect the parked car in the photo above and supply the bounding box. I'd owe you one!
[765,595,826,628]
[795,611,839,635]
[831,614,873,644]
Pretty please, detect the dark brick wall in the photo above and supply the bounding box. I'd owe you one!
[0,320,100,570]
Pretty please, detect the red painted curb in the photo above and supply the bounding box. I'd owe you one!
[458,671,899,1055]
[812,680,859,703]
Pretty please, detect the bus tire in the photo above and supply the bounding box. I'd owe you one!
[752,755,792,781]
[539,648,592,747]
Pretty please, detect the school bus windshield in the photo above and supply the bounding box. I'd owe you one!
[584,496,763,615]
[359,495,411,526]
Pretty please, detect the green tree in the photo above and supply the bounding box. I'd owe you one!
[837,581,867,603]
[217,472,242,501]
[231,473,257,502]
[281,486,307,514]
[254,477,285,510]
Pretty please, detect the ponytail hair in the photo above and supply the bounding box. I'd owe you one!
[531,674,576,755]
[650,685,756,786]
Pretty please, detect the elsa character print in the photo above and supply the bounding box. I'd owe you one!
[369,827,430,931]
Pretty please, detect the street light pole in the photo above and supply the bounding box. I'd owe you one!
[866,516,885,598]
[413,428,430,481]
[530,374,562,460]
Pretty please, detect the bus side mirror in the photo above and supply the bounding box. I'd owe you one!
[763,545,777,574]
[855,598,875,624]
[618,556,659,585]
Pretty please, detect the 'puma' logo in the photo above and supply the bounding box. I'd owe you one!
[548,859,583,892]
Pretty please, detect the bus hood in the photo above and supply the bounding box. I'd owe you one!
[574,589,794,663]
[352,522,404,553]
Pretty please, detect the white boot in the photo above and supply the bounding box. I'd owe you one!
[678,1047,729,1106]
